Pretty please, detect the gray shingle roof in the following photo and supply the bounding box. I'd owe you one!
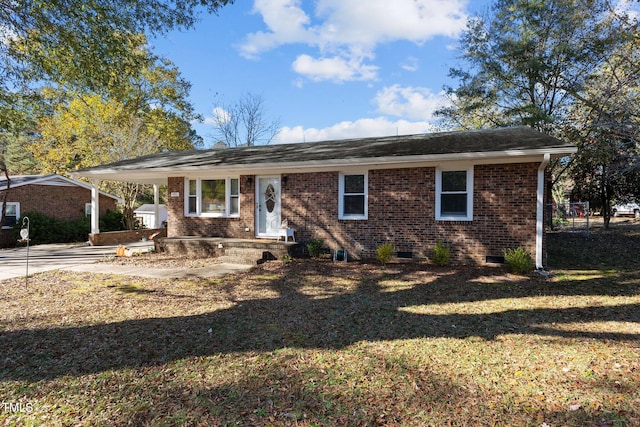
[72,127,575,183]
[0,174,122,200]
[0,174,58,190]
[86,127,572,169]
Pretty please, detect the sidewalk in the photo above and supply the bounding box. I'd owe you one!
[0,242,252,281]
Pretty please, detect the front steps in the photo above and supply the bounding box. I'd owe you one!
[218,247,276,265]
[156,236,298,265]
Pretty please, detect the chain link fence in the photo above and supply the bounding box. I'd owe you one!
[547,201,590,236]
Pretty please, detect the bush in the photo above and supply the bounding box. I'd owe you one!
[503,247,534,274]
[13,211,90,245]
[306,238,325,258]
[100,209,127,232]
[431,241,450,266]
[376,243,394,265]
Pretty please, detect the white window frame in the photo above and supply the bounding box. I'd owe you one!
[435,166,474,221]
[184,177,240,218]
[339,172,368,220]
[1,202,20,229]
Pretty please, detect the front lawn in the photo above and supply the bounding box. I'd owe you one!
[0,222,639,426]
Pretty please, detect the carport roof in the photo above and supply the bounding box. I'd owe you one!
[0,173,122,201]
[71,126,576,184]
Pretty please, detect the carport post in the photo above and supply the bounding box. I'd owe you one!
[91,179,100,234]
[153,184,160,228]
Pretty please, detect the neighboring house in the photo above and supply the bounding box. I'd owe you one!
[72,127,576,268]
[0,174,121,247]
[134,204,168,228]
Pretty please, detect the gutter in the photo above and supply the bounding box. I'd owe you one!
[535,153,550,269]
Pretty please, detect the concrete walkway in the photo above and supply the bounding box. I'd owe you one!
[0,242,251,281]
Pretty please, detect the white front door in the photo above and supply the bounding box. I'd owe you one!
[256,176,281,237]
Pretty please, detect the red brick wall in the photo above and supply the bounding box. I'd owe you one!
[0,184,117,220]
[0,183,118,247]
[167,176,255,238]
[165,163,542,264]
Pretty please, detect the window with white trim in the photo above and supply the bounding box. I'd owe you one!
[1,202,19,229]
[185,178,240,217]
[435,167,473,221]
[339,172,368,220]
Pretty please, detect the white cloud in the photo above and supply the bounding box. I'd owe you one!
[273,117,438,144]
[292,54,379,82]
[240,0,469,82]
[312,0,468,47]
[401,57,419,72]
[203,107,230,125]
[613,0,640,20]
[374,85,448,120]
[240,0,313,58]
[0,24,18,47]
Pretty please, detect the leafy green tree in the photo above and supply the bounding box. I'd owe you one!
[438,0,639,229]
[1,0,233,92]
[1,0,233,227]
[438,0,629,133]
[31,52,202,228]
[0,0,233,140]
[565,39,640,227]
[0,100,38,228]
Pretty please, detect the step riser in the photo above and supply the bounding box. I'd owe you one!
[221,249,284,265]
[157,237,298,264]
[218,256,262,266]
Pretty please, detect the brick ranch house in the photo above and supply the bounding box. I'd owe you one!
[72,127,576,268]
[0,174,121,247]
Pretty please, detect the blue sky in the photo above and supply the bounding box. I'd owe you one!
[150,0,493,146]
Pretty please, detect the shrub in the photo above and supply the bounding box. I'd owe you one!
[306,238,325,258]
[13,211,90,245]
[431,241,450,266]
[376,243,394,265]
[503,247,534,274]
[100,209,127,232]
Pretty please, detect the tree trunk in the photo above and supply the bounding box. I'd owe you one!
[601,166,611,229]
[120,182,140,230]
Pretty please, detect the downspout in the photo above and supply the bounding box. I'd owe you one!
[535,153,550,269]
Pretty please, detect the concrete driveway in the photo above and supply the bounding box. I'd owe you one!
[0,242,154,280]
[0,241,251,281]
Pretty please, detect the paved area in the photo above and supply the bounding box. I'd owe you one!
[0,242,251,281]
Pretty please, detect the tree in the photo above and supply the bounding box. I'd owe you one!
[437,0,639,228]
[1,0,233,92]
[31,54,202,228]
[1,0,234,227]
[0,97,38,228]
[566,38,640,227]
[210,92,281,147]
[437,0,628,133]
[0,0,233,137]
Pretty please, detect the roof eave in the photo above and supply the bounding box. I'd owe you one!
[71,146,576,182]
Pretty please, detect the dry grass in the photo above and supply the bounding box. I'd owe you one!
[0,219,639,426]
